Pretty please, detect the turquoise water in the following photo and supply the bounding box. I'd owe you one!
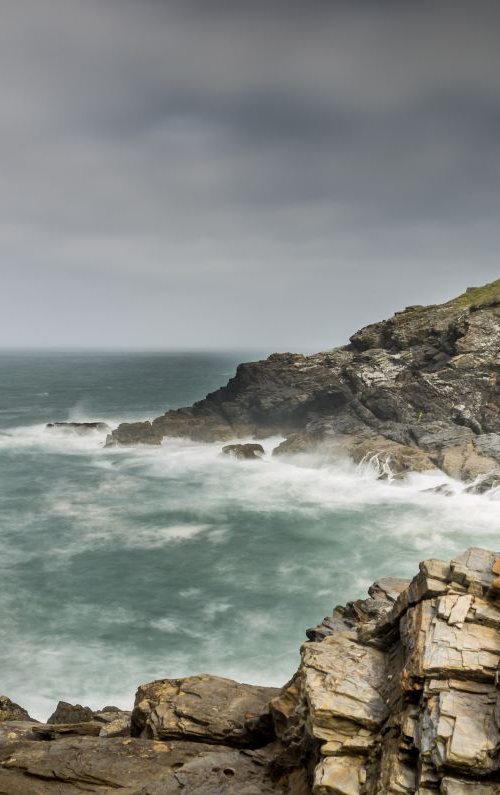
[1,351,499,720]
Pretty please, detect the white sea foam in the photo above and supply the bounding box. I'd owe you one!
[2,423,500,720]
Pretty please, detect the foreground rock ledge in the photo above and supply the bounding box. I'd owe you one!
[4,547,500,792]
[106,279,500,488]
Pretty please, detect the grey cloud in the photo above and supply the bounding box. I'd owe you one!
[1,0,500,349]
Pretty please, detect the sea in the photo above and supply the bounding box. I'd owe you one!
[1,350,499,720]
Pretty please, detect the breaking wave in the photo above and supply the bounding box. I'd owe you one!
[1,351,499,720]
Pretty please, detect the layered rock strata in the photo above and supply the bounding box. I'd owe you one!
[297,546,500,793]
[106,280,500,486]
[4,548,500,792]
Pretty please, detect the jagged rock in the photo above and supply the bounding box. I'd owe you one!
[46,421,110,433]
[45,702,131,739]
[131,674,280,747]
[222,442,265,459]
[0,697,32,722]
[107,279,500,484]
[286,546,500,793]
[47,700,94,724]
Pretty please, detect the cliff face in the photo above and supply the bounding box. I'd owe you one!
[297,546,500,793]
[107,279,500,486]
[3,547,500,793]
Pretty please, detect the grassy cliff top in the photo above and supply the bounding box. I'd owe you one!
[450,278,500,309]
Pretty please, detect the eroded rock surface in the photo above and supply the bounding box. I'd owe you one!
[106,280,500,486]
[132,674,279,747]
[0,735,293,793]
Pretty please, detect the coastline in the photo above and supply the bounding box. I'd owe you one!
[3,546,500,793]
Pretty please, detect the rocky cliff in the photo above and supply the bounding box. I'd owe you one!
[4,547,500,793]
[107,279,500,487]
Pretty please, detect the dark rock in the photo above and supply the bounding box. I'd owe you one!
[47,701,94,725]
[423,483,456,496]
[0,696,32,723]
[105,420,163,446]
[222,443,265,460]
[46,421,110,433]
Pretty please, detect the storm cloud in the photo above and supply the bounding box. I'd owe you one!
[1,0,500,349]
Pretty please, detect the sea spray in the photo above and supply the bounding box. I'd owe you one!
[1,351,499,720]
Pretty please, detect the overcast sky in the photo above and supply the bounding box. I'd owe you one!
[1,0,500,351]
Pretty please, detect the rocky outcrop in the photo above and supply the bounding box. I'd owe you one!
[47,700,95,724]
[0,696,33,723]
[106,279,500,486]
[5,547,500,792]
[0,686,304,793]
[289,546,500,793]
[131,674,279,747]
[103,420,163,445]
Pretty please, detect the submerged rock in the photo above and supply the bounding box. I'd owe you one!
[222,442,265,460]
[107,279,500,485]
[46,421,110,433]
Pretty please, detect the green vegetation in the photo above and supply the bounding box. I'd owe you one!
[450,278,500,309]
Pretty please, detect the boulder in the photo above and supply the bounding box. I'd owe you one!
[222,443,265,460]
[131,674,279,747]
